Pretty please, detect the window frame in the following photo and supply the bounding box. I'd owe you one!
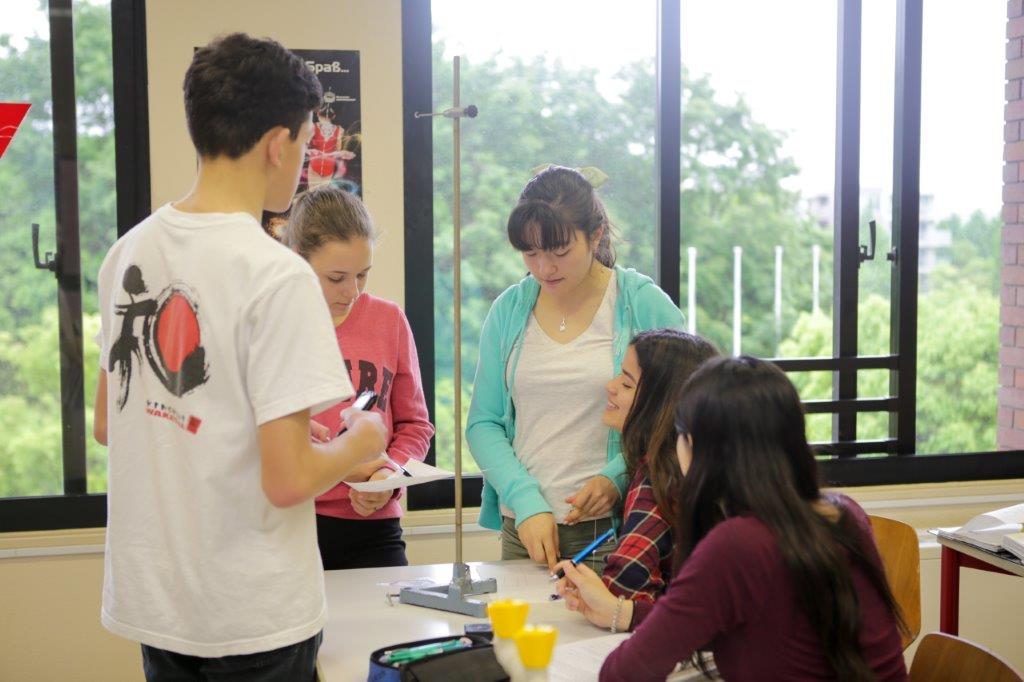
[3,0,1022,531]
[404,0,1024,512]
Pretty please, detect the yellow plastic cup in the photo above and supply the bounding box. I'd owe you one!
[487,599,530,639]
[514,625,558,669]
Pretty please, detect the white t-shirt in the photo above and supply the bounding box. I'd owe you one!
[96,204,354,657]
[506,272,617,523]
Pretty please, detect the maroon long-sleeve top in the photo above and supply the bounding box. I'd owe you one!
[600,495,908,682]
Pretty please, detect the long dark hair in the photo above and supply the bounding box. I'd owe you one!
[621,329,719,518]
[673,356,905,681]
[506,165,615,266]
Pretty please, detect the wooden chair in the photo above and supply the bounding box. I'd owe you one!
[869,515,921,649]
[909,632,1023,682]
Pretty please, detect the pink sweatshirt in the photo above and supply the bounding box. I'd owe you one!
[313,294,434,520]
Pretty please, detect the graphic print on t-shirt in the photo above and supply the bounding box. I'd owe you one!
[109,264,210,411]
[344,359,393,411]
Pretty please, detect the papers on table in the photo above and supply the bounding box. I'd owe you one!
[345,459,454,492]
[548,634,706,682]
[548,634,630,682]
[936,503,1024,552]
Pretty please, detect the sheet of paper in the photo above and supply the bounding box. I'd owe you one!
[549,634,707,682]
[548,634,631,682]
[345,458,453,492]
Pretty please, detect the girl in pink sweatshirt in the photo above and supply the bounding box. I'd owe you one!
[283,186,434,568]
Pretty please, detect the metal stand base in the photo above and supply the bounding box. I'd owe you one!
[398,563,498,618]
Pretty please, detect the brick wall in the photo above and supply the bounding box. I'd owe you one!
[1000,0,1024,448]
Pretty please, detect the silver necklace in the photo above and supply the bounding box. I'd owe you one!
[559,315,567,332]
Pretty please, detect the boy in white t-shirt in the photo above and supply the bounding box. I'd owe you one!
[92,33,386,680]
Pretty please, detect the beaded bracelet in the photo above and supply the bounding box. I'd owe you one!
[609,595,626,634]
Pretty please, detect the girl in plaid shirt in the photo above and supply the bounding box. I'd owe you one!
[600,329,718,602]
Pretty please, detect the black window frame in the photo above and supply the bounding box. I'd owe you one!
[405,0,1024,512]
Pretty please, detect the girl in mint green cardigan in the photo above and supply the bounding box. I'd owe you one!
[467,166,684,570]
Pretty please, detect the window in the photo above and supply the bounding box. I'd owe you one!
[428,0,658,474]
[1,1,67,498]
[679,0,838,442]
[0,0,148,531]
[405,0,1024,511]
[914,2,1002,455]
[2,1,1020,530]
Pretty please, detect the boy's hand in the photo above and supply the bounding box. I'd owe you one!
[340,408,386,461]
[343,455,389,483]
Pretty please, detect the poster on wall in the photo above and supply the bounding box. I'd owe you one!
[262,48,361,238]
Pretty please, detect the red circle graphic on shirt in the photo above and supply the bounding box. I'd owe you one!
[155,293,201,373]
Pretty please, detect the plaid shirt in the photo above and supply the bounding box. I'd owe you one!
[601,468,673,603]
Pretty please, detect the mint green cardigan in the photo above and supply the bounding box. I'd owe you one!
[466,265,685,531]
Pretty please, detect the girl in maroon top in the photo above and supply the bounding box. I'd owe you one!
[601,329,718,602]
[283,186,434,569]
[557,356,908,681]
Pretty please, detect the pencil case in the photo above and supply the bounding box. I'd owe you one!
[367,633,508,682]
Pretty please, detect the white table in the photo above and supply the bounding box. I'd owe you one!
[319,560,612,681]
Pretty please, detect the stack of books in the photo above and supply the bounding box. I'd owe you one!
[1003,532,1024,562]
[936,503,1024,553]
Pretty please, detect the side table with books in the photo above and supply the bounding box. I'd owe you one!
[931,503,1024,635]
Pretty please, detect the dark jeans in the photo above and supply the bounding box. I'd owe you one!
[316,515,408,570]
[141,631,321,682]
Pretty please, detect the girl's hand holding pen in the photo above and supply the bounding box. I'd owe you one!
[555,561,632,631]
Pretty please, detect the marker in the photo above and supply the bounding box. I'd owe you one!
[550,527,616,581]
[381,637,471,664]
[336,391,413,477]
[335,391,378,438]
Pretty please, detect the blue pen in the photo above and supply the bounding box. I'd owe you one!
[550,527,616,581]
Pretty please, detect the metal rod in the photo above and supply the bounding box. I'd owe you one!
[452,55,463,566]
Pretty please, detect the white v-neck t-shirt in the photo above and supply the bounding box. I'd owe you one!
[505,272,617,523]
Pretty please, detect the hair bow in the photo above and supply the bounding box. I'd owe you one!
[530,163,609,189]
